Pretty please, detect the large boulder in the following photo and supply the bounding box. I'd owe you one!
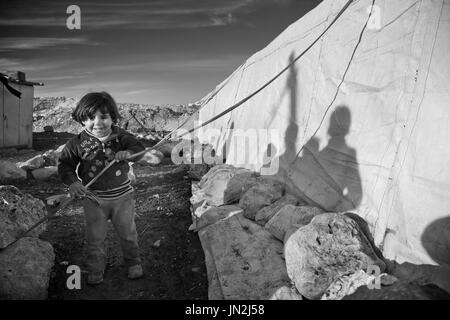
[0,237,55,299]
[196,165,255,207]
[285,212,386,299]
[0,161,27,182]
[223,171,260,204]
[198,213,292,299]
[265,205,324,241]
[239,178,285,220]
[31,166,58,180]
[255,194,301,226]
[0,185,47,248]
[16,155,45,170]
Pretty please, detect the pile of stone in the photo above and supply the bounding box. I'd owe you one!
[0,185,55,299]
[0,144,167,184]
[189,164,450,300]
[0,145,64,183]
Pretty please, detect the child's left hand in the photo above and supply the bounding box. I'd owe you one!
[115,150,131,161]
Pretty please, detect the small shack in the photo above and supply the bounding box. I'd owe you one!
[0,71,43,149]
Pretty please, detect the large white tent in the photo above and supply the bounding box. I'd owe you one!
[196,0,450,267]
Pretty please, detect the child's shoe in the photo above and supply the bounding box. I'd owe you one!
[127,264,143,280]
[87,271,104,285]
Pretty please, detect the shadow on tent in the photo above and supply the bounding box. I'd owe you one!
[262,52,362,212]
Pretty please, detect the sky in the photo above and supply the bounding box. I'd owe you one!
[0,0,321,105]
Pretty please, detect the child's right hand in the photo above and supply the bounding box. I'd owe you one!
[69,181,87,198]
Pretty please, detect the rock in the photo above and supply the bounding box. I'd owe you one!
[16,155,45,170]
[198,213,292,299]
[145,133,156,140]
[321,270,379,300]
[343,281,450,300]
[380,273,400,286]
[191,205,243,232]
[190,200,212,224]
[269,286,303,300]
[137,149,163,165]
[0,161,27,182]
[265,205,324,241]
[239,178,285,220]
[223,171,260,204]
[42,149,61,166]
[153,240,161,248]
[0,237,55,299]
[31,166,58,180]
[43,125,54,132]
[190,182,206,211]
[255,194,300,226]
[199,164,236,188]
[196,165,254,206]
[285,212,386,300]
[0,185,47,248]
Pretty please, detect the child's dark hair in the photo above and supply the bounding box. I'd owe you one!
[72,91,121,124]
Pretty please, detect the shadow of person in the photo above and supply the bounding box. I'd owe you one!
[315,105,362,211]
[369,194,450,295]
[272,53,302,185]
[421,216,450,266]
[385,217,450,294]
[261,53,362,213]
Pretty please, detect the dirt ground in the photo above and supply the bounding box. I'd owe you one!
[6,133,209,300]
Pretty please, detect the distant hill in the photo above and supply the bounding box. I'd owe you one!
[33,97,200,136]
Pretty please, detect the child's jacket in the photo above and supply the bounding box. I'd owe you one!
[58,126,145,191]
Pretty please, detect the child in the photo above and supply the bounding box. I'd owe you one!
[58,91,145,285]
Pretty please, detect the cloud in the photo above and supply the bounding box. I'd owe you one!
[0,57,80,74]
[0,37,99,52]
[0,0,268,29]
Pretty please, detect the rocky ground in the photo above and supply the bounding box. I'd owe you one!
[4,133,208,300]
[32,97,200,135]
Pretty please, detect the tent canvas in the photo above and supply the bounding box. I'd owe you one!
[195,0,450,267]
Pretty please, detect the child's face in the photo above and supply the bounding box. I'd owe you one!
[83,110,113,138]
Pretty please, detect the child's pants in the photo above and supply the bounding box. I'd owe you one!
[82,192,141,273]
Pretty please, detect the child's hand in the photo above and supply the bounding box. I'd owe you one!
[115,150,131,161]
[69,181,87,198]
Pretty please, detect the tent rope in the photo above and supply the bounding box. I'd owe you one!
[175,0,355,139]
